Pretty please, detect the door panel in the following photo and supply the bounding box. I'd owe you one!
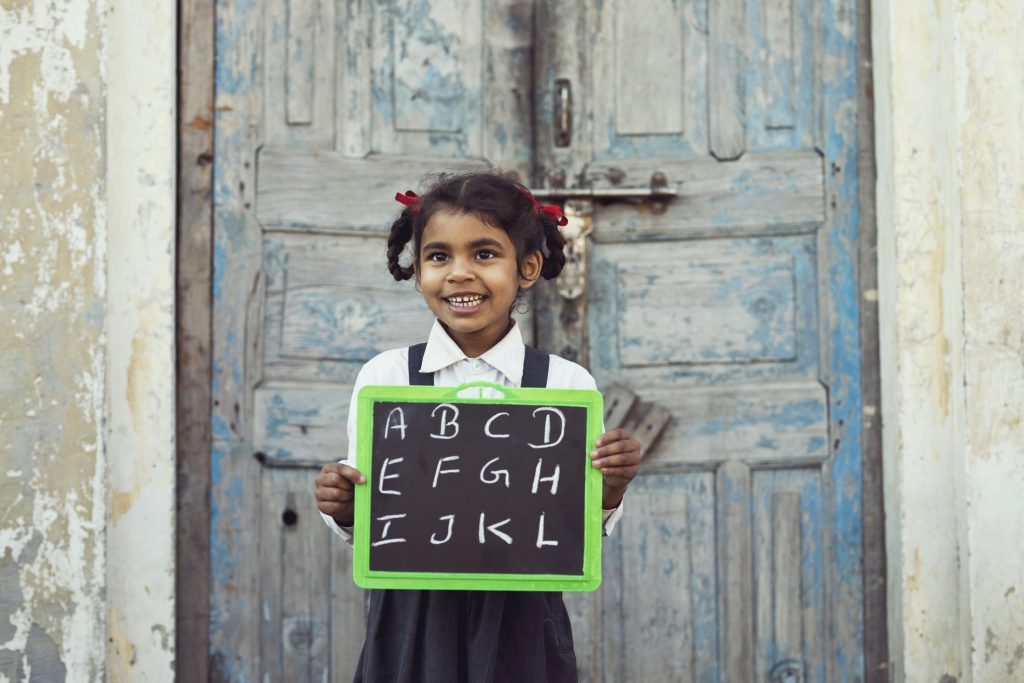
[213,1,536,680]
[540,0,862,681]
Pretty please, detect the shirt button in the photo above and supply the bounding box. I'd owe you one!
[471,361,482,372]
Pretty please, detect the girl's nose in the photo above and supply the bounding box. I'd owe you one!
[446,257,477,281]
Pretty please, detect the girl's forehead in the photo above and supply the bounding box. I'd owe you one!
[421,210,512,246]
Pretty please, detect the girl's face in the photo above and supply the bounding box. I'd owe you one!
[416,210,541,357]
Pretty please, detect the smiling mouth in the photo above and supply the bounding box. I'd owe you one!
[444,294,486,309]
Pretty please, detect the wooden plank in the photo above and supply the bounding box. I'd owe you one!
[772,493,803,665]
[562,579,604,683]
[601,383,638,432]
[330,527,367,679]
[278,245,436,361]
[390,0,464,133]
[255,149,488,233]
[280,473,330,681]
[337,0,371,155]
[601,381,829,470]
[763,0,796,131]
[533,0,591,186]
[253,383,352,462]
[590,0,706,157]
[369,1,484,157]
[620,401,672,455]
[265,0,335,147]
[716,461,754,681]
[708,0,746,159]
[857,0,888,676]
[176,0,214,678]
[586,151,825,241]
[617,252,797,366]
[286,0,316,124]
[621,487,694,680]
[615,0,685,135]
[482,0,534,177]
[259,469,285,681]
[210,0,265,677]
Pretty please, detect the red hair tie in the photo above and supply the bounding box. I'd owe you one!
[519,188,568,227]
[395,190,421,214]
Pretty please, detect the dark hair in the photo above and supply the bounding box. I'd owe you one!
[386,172,567,286]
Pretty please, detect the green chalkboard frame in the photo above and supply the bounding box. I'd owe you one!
[353,381,604,592]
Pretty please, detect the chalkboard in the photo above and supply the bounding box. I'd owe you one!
[353,381,604,591]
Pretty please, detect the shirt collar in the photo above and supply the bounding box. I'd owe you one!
[419,319,526,387]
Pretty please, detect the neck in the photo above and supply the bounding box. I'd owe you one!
[443,319,514,358]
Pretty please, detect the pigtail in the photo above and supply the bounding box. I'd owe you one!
[539,215,568,280]
[386,212,417,281]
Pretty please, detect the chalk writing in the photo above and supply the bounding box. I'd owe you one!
[367,400,589,575]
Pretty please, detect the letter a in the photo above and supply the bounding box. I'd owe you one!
[383,407,407,440]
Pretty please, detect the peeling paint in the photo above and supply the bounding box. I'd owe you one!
[0,0,108,679]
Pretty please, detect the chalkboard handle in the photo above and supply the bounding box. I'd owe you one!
[444,381,510,400]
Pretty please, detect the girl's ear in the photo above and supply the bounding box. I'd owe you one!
[518,250,543,289]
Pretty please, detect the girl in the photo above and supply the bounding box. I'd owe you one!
[315,172,642,683]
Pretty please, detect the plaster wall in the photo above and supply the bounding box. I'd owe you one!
[875,1,1024,681]
[104,0,177,679]
[954,3,1024,680]
[0,0,177,680]
[0,2,109,679]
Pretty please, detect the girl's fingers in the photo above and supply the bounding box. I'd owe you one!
[599,463,639,476]
[590,441,627,458]
[317,501,347,516]
[317,463,366,486]
[315,485,354,503]
[591,452,639,469]
[594,428,629,446]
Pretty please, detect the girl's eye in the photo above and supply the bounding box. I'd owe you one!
[426,252,448,262]
[476,250,496,260]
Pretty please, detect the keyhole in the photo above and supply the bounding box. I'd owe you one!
[282,508,298,526]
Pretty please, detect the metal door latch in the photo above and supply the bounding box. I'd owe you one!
[556,201,593,300]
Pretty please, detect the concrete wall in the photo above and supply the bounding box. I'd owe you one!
[0,0,176,680]
[875,1,1024,682]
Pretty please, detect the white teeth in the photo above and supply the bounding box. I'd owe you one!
[447,295,484,307]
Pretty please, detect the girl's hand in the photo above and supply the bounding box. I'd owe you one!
[591,428,642,509]
[315,463,366,527]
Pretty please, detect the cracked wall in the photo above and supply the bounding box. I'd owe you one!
[1,0,176,680]
[0,1,108,680]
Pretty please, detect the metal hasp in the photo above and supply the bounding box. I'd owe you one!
[557,201,593,300]
[528,173,679,301]
[529,173,678,199]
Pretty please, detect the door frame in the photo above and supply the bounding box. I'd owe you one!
[174,1,887,680]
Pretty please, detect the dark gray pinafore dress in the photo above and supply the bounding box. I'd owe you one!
[352,343,578,683]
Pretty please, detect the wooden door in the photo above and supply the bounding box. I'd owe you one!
[531,2,865,681]
[210,1,867,681]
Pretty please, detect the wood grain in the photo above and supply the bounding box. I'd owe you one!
[176,0,214,679]
[586,151,825,241]
[708,0,746,159]
[717,461,754,681]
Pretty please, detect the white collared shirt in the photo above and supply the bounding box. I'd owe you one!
[321,319,624,543]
